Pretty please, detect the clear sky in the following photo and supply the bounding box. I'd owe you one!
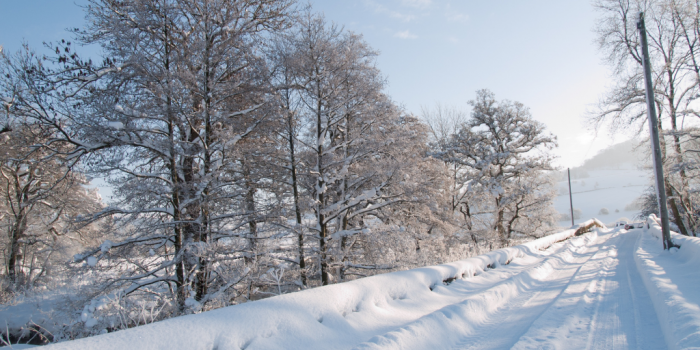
[0,0,624,168]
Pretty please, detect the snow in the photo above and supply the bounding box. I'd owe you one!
[12,218,700,349]
[509,224,665,349]
[0,292,66,338]
[107,122,123,130]
[555,164,649,225]
[100,240,113,253]
[35,220,591,349]
[637,215,700,350]
[554,162,652,226]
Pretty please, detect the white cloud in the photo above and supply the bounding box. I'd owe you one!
[447,12,469,22]
[400,0,431,8]
[395,30,418,39]
[391,12,416,22]
[443,4,468,23]
[447,36,459,44]
[363,0,417,22]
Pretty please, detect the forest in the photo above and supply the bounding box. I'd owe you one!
[2,0,700,344]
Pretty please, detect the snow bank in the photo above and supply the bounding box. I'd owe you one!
[644,214,700,267]
[41,220,603,350]
[637,215,700,350]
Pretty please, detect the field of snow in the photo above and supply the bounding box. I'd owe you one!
[5,219,692,350]
[555,164,650,226]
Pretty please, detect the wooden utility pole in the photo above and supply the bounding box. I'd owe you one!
[568,168,574,227]
[638,12,673,250]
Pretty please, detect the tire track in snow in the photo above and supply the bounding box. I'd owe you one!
[448,230,610,350]
[585,231,664,350]
[351,230,600,350]
[584,244,620,349]
[511,230,665,350]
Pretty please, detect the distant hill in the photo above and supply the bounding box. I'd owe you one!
[555,138,652,226]
[577,138,647,170]
[565,139,649,180]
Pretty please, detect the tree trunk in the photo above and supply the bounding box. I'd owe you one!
[243,160,258,264]
[339,215,348,282]
[284,103,307,287]
[289,129,306,287]
[506,199,521,241]
[316,92,330,286]
[163,13,187,313]
[666,79,692,236]
[494,196,507,245]
[7,213,27,283]
[195,22,214,303]
[338,114,350,282]
[181,122,200,302]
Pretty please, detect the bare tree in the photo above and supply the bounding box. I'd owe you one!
[593,0,698,235]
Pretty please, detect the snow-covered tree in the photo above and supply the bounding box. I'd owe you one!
[270,13,456,285]
[0,0,296,313]
[0,47,106,291]
[267,31,313,286]
[0,124,103,287]
[437,90,557,245]
[280,13,386,285]
[0,2,568,339]
[421,104,471,223]
[360,114,460,271]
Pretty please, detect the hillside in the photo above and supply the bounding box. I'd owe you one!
[554,139,651,226]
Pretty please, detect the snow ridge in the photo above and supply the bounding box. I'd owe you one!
[42,221,602,350]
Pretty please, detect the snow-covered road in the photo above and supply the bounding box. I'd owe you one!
[511,229,664,350]
[41,222,700,350]
[357,228,665,349]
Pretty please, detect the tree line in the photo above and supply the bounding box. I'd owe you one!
[0,0,558,340]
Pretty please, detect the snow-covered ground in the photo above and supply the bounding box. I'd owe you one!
[7,219,695,350]
[640,215,700,349]
[555,163,650,226]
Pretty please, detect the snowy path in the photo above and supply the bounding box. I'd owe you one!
[510,229,665,350]
[356,229,665,350]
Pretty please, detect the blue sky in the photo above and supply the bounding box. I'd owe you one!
[0,0,620,168]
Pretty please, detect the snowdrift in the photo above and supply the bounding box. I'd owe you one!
[638,215,700,350]
[42,220,604,350]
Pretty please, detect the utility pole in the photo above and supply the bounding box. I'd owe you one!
[638,12,673,250]
[568,168,574,227]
